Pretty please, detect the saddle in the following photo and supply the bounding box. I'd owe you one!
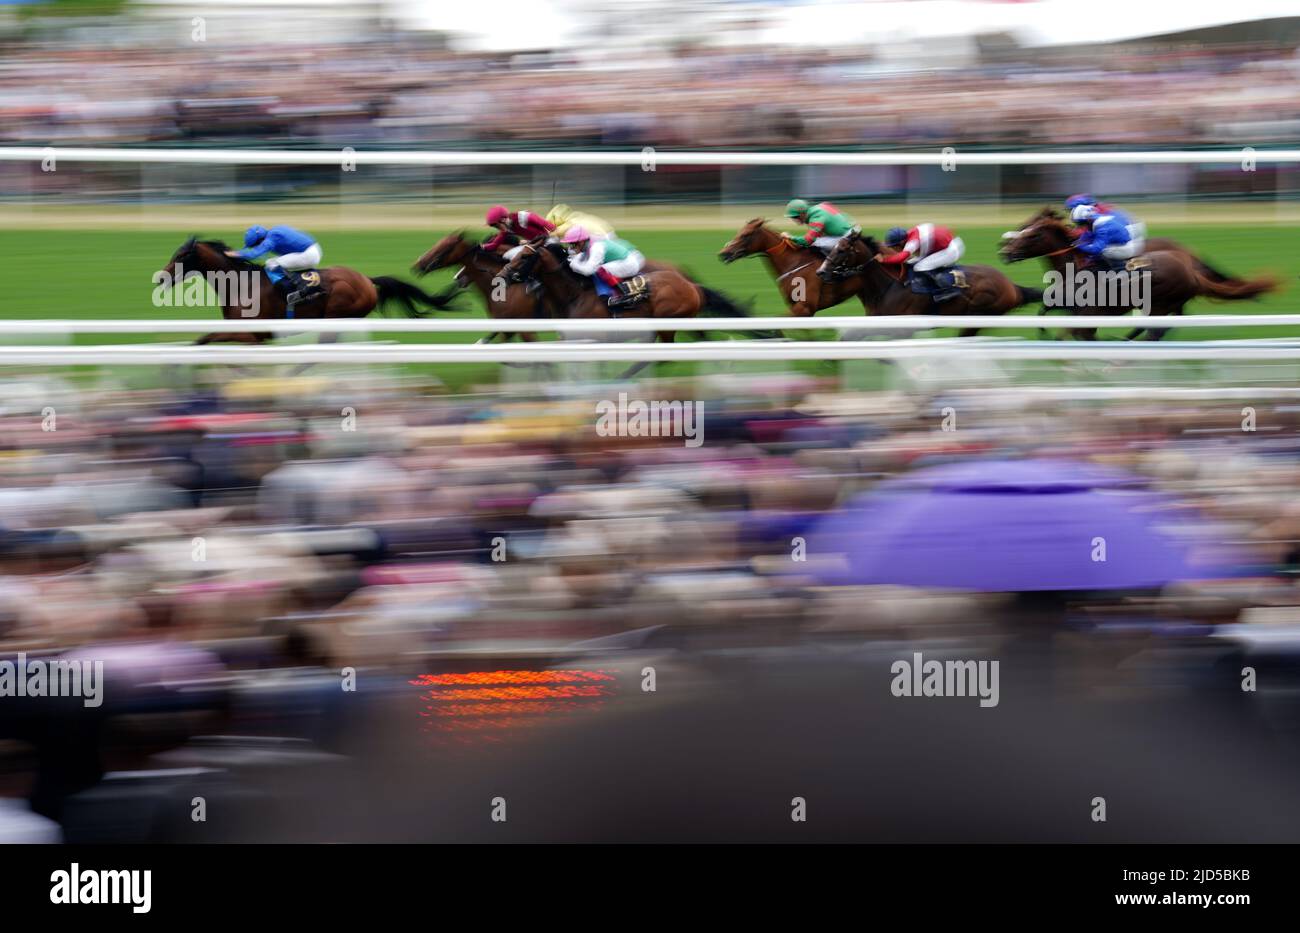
[907,267,968,303]
[1124,256,1151,272]
[603,274,651,312]
[284,269,326,306]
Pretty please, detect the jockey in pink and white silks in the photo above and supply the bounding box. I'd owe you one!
[562,225,646,306]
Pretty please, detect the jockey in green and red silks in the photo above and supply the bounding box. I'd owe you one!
[783,199,858,254]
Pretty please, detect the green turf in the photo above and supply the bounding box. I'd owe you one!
[1,227,1295,388]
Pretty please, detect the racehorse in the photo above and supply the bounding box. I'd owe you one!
[502,240,759,378]
[158,238,458,345]
[1005,207,1250,285]
[412,231,555,346]
[817,230,1044,335]
[718,218,880,317]
[999,213,1276,340]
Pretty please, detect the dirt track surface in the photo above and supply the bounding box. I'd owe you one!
[7,201,1300,231]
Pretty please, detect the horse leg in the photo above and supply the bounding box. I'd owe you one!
[196,331,265,346]
[1140,305,1181,341]
[518,331,556,379]
[617,329,669,381]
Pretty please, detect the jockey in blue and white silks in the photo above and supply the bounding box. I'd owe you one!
[1070,203,1140,269]
[1065,195,1146,256]
[239,225,322,285]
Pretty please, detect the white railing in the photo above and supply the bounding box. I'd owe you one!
[0,315,1296,335]
[0,147,1294,167]
[0,315,1291,364]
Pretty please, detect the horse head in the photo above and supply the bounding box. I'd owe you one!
[502,238,548,283]
[718,218,772,264]
[156,235,210,285]
[999,211,1073,264]
[817,228,867,282]
[413,230,472,276]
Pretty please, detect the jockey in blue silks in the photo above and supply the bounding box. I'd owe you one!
[1065,195,1146,258]
[237,224,325,306]
[1070,203,1141,271]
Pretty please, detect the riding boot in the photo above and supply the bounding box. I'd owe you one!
[607,275,648,310]
[927,268,960,303]
[907,268,934,297]
[293,271,328,303]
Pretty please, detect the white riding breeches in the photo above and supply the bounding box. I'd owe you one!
[267,243,323,272]
[1101,240,1141,261]
[913,238,964,272]
[602,251,645,279]
[812,235,844,252]
[502,245,525,260]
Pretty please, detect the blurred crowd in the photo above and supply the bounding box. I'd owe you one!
[4,36,1300,149]
[0,363,1298,840]
[0,366,1295,656]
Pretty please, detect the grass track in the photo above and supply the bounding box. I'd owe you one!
[0,225,1295,388]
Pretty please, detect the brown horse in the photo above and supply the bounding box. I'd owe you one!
[1005,207,1249,285]
[158,238,457,344]
[719,218,876,317]
[502,241,759,378]
[816,231,1043,336]
[999,213,1276,340]
[412,231,557,346]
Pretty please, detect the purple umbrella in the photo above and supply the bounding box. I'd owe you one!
[806,458,1242,591]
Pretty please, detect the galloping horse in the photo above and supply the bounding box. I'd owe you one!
[999,213,1276,340]
[1005,207,1249,285]
[502,241,757,378]
[158,238,457,344]
[817,231,1043,336]
[412,231,555,346]
[719,218,875,316]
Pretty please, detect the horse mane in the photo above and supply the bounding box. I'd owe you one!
[196,239,262,273]
[529,242,596,295]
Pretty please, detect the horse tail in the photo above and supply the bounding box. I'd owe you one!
[1192,257,1233,283]
[1195,272,1278,301]
[698,286,749,317]
[1016,285,1045,307]
[696,287,782,339]
[370,276,460,317]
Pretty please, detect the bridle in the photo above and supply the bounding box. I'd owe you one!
[1003,222,1076,262]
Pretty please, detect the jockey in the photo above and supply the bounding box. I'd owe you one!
[884,226,909,250]
[880,223,966,302]
[784,199,857,254]
[237,224,323,302]
[562,225,646,307]
[1070,203,1139,271]
[484,205,555,259]
[1065,194,1146,254]
[546,203,615,241]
